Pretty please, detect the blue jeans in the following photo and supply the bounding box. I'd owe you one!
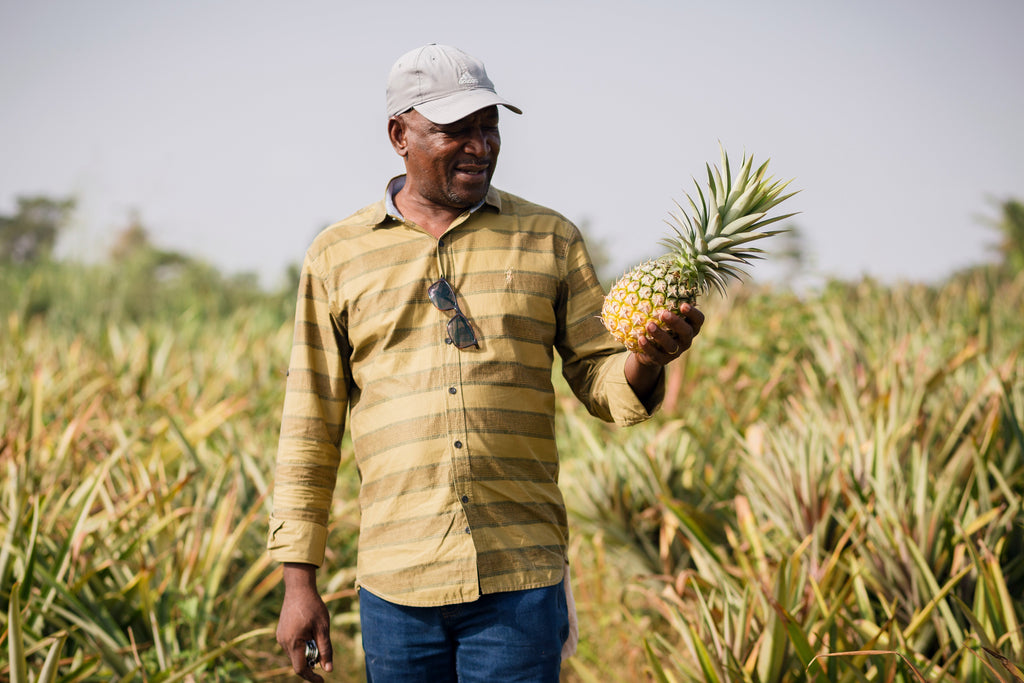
[359,581,568,682]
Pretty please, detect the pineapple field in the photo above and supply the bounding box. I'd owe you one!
[1,253,1023,681]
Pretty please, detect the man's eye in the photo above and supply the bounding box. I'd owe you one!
[439,124,498,137]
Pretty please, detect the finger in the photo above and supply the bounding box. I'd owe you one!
[301,669,324,683]
[651,317,692,354]
[287,641,323,683]
[638,326,676,364]
[316,633,334,673]
[677,303,704,334]
[673,315,698,347]
[636,334,670,365]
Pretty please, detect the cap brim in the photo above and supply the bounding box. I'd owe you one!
[414,90,522,125]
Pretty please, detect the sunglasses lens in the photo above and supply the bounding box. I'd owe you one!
[428,279,457,311]
[430,278,477,348]
[447,314,478,349]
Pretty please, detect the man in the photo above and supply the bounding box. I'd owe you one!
[269,43,704,682]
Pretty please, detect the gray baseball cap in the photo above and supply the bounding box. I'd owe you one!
[386,44,522,124]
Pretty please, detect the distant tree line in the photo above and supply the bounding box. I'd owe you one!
[989,197,1024,273]
[0,196,75,264]
[0,195,295,324]
[2,193,1023,323]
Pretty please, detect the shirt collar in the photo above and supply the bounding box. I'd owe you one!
[372,175,503,227]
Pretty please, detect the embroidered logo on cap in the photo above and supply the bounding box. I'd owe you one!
[454,54,479,87]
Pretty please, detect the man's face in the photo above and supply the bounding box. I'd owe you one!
[393,106,501,210]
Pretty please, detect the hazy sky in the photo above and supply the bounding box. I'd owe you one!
[3,0,1022,288]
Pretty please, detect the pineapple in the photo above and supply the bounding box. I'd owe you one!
[602,146,798,352]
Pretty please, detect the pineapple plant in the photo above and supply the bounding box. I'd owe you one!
[601,146,798,352]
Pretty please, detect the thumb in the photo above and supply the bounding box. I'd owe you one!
[317,632,334,673]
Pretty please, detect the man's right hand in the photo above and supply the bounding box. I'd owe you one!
[277,563,334,682]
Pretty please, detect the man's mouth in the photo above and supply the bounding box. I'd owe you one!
[455,162,490,176]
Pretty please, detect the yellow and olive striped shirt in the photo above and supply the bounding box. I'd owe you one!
[268,179,662,606]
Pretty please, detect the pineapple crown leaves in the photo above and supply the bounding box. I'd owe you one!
[659,145,800,298]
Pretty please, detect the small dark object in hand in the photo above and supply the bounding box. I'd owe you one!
[305,640,319,669]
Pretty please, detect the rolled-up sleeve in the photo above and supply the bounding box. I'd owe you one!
[556,227,664,426]
[268,251,350,566]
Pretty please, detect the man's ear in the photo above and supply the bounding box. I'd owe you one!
[388,116,408,157]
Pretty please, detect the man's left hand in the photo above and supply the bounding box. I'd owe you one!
[623,304,705,405]
[634,304,704,367]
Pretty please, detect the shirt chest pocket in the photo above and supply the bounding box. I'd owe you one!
[345,281,434,360]
[477,275,559,349]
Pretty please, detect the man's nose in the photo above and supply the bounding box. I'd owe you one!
[463,128,494,157]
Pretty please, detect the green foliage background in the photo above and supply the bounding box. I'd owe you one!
[1,196,1023,681]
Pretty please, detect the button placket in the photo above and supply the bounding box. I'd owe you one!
[438,231,473,538]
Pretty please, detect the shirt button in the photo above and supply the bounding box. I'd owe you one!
[448,387,457,394]
[465,527,471,534]
[454,440,462,449]
[445,337,453,345]
[461,495,469,503]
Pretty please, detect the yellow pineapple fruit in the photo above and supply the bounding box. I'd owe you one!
[602,146,798,352]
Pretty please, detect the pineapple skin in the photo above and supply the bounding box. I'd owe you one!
[600,257,694,353]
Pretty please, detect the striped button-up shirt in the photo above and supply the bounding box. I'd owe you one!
[268,178,662,606]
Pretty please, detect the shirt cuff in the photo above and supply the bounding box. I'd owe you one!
[267,516,329,566]
[605,352,664,425]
